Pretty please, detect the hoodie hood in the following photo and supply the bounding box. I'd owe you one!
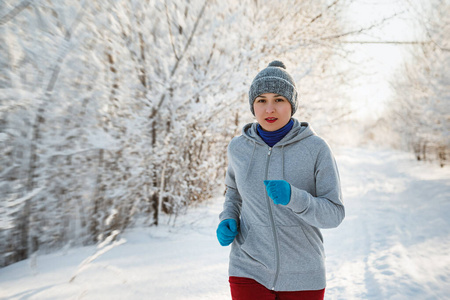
[242,118,315,147]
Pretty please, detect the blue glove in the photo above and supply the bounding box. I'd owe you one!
[264,180,291,205]
[216,219,238,246]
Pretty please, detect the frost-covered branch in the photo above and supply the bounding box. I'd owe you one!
[309,0,340,24]
[45,3,86,94]
[164,2,180,60]
[151,0,208,118]
[0,0,31,26]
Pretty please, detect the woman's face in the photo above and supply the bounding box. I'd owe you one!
[253,93,292,131]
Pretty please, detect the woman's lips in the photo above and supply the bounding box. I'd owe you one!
[265,117,278,123]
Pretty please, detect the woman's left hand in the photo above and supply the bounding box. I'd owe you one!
[264,180,291,206]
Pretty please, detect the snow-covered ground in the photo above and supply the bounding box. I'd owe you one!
[1,147,449,300]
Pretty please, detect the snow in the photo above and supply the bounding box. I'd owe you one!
[325,148,450,299]
[1,147,449,300]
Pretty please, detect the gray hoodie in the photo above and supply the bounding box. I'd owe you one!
[219,119,344,291]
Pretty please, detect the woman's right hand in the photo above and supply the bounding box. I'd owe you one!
[216,219,238,246]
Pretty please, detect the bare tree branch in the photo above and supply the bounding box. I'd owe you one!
[339,40,432,45]
[404,0,450,52]
[310,0,340,24]
[319,12,404,41]
[339,40,449,51]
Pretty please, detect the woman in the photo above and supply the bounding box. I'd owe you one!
[216,61,345,300]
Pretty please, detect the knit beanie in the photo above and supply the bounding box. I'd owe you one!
[249,60,298,116]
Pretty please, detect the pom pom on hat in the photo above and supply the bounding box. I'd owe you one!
[248,60,298,116]
[268,60,286,69]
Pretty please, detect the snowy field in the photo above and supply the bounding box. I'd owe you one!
[0,147,449,300]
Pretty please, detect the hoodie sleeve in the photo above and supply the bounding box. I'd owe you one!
[219,141,242,222]
[286,141,345,228]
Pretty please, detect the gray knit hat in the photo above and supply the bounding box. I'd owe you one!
[249,60,298,116]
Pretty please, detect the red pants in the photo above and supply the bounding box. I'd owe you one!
[229,277,325,300]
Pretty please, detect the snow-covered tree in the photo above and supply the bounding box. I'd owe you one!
[1,0,393,267]
[386,0,449,166]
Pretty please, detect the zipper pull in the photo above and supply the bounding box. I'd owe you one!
[268,147,272,156]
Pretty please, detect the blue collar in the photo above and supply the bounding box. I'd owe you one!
[257,119,294,147]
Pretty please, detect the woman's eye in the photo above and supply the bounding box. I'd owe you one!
[276,98,284,102]
[257,99,265,103]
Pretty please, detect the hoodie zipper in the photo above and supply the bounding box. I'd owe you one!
[265,146,280,290]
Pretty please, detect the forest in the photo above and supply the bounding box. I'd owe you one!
[1,0,448,268]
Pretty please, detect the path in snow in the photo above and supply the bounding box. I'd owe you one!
[325,148,450,300]
[0,147,449,300]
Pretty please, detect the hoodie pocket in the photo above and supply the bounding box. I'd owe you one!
[277,225,324,273]
[238,225,275,270]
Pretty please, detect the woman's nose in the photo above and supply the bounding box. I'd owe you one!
[266,104,275,113]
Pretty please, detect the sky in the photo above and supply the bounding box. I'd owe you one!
[344,0,421,120]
